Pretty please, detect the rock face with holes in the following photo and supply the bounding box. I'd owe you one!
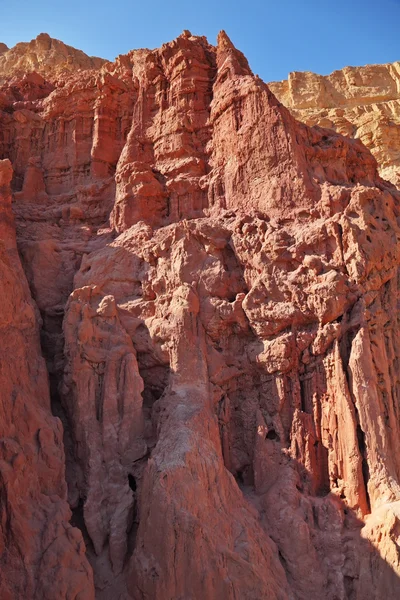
[1,30,400,600]
[269,62,400,187]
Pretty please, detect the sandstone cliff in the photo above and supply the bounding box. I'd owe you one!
[0,33,106,82]
[269,62,400,187]
[0,159,94,599]
[0,32,400,600]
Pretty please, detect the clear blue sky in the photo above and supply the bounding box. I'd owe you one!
[1,0,400,82]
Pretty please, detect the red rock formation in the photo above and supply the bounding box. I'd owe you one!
[0,159,94,599]
[1,31,400,600]
[63,286,147,576]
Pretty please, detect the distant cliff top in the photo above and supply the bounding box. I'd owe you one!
[0,33,107,81]
[269,62,400,186]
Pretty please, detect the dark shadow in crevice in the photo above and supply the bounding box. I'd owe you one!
[356,423,371,512]
[128,474,137,493]
[266,429,280,441]
[235,464,255,488]
[70,498,95,554]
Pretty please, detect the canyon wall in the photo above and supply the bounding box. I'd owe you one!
[269,61,400,186]
[0,158,94,599]
[0,31,400,599]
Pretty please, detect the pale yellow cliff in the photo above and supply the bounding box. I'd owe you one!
[0,33,107,82]
[269,62,400,186]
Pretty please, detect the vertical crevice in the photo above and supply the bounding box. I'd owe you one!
[128,474,137,492]
[356,422,371,512]
[340,327,372,512]
[315,440,330,497]
[300,378,306,412]
[299,376,313,414]
[70,498,95,554]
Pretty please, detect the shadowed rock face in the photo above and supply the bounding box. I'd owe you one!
[1,31,400,600]
[0,158,94,599]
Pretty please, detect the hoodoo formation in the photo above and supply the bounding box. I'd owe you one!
[1,31,400,599]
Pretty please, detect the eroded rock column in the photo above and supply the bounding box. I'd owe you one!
[62,286,147,576]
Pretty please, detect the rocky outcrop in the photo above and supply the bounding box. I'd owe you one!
[63,286,147,577]
[0,33,106,83]
[0,159,94,599]
[74,192,400,599]
[1,31,400,600]
[269,62,400,186]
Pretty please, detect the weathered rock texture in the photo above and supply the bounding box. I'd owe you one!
[0,159,94,599]
[1,31,400,600]
[0,33,106,82]
[269,62,400,186]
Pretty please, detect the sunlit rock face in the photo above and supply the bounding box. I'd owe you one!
[1,31,400,600]
[270,61,400,187]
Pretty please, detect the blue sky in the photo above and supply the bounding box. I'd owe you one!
[1,0,399,82]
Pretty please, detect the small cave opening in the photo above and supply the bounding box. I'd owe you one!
[265,429,280,442]
[128,474,137,493]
